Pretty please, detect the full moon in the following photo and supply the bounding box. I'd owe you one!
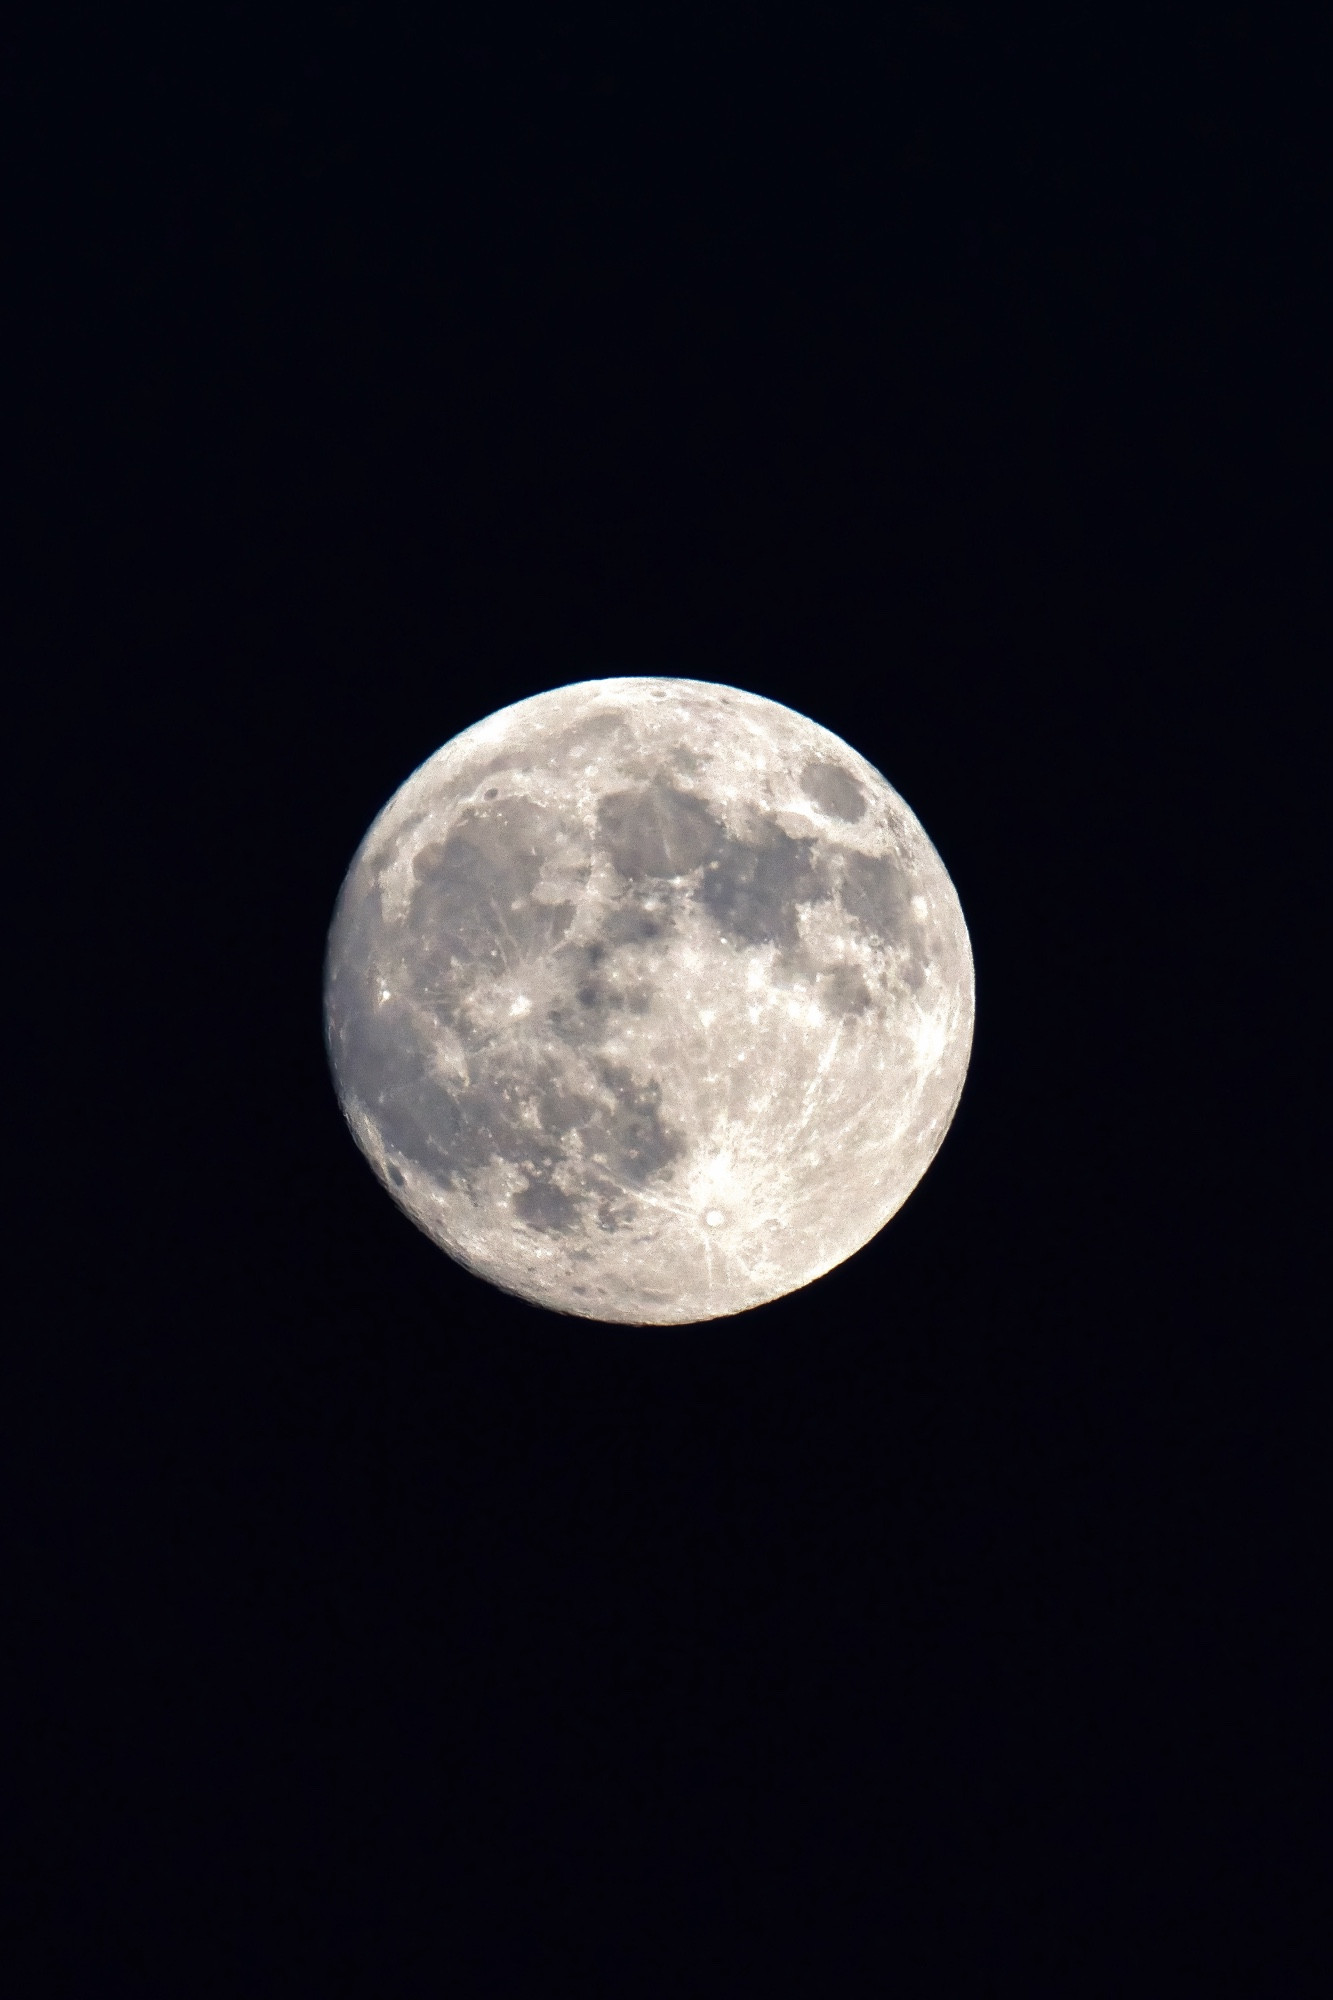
[324,679,974,1324]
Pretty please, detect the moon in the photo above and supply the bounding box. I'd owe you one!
[324,679,973,1324]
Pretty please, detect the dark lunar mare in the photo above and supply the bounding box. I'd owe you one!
[326,792,684,1233]
[597,784,722,880]
[409,798,580,970]
[593,780,917,969]
[801,759,866,822]
[326,776,929,1239]
[834,846,926,986]
[701,822,829,949]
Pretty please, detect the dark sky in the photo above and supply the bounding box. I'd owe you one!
[10,5,1323,1993]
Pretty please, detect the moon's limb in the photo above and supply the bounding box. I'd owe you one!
[324,679,974,1324]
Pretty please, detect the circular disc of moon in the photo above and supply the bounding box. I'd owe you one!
[324,679,974,1324]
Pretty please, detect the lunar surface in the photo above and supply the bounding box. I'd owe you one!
[324,679,973,1324]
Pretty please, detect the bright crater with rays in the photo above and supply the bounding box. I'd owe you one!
[324,678,974,1324]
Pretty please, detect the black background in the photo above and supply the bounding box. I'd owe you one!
[9,4,1324,1993]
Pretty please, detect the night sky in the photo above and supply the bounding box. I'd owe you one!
[10,6,1322,1993]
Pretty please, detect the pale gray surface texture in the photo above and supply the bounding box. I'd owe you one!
[325,679,973,1323]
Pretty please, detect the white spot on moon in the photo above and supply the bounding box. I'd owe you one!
[324,677,974,1324]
